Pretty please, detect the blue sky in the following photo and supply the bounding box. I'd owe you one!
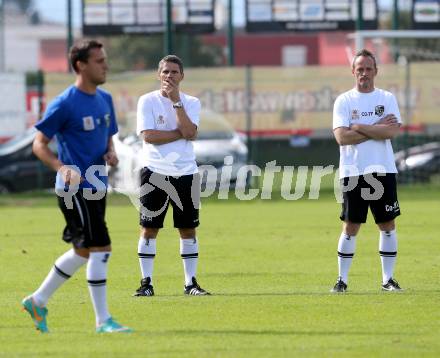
[34,0,397,27]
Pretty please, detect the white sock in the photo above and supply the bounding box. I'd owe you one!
[87,252,111,325]
[337,232,356,284]
[138,237,156,283]
[180,238,198,286]
[379,230,397,284]
[32,249,87,307]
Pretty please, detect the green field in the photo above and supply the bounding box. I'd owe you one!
[0,186,439,357]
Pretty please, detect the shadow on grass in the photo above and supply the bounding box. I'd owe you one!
[137,290,420,298]
[141,328,411,337]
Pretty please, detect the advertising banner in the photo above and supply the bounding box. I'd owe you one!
[246,0,378,32]
[45,63,440,136]
[82,0,216,35]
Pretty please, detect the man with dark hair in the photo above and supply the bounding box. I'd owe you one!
[158,54,184,74]
[22,40,132,333]
[331,48,402,293]
[69,40,103,73]
[134,54,210,297]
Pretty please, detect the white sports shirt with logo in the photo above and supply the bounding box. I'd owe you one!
[333,88,402,179]
[137,90,201,176]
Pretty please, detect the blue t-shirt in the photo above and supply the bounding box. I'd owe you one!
[35,85,118,190]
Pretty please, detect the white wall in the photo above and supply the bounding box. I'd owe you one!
[4,14,69,72]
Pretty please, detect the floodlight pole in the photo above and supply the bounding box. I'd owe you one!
[402,55,411,181]
[164,0,173,55]
[245,64,255,188]
[227,0,234,66]
[356,0,363,32]
[245,64,253,164]
[392,0,399,61]
[0,0,5,72]
[392,0,399,29]
[404,56,411,128]
[67,0,73,72]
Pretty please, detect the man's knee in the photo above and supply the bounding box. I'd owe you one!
[179,228,196,239]
[343,221,361,236]
[377,220,395,232]
[141,227,159,239]
[89,245,112,252]
[74,247,90,258]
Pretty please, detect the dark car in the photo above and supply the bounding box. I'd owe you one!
[0,128,56,193]
[395,142,440,183]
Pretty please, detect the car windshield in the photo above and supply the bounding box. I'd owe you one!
[197,131,234,140]
[197,113,234,140]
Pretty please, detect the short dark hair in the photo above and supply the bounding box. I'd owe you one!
[352,49,377,69]
[158,55,184,74]
[69,40,103,73]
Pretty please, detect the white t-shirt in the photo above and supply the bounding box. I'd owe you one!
[333,88,402,179]
[136,90,201,176]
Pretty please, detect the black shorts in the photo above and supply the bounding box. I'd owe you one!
[340,173,401,224]
[139,167,200,229]
[57,191,111,249]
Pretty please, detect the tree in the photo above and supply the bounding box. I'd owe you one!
[382,10,440,61]
[105,34,223,72]
[5,0,33,14]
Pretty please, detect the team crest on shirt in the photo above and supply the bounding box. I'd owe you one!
[375,105,385,117]
[351,110,359,120]
[156,115,165,125]
[104,114,111,127]
[82,116,95,131]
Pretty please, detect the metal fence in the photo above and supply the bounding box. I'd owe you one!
[42,62,440,184]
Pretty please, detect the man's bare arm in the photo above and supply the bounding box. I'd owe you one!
[334,114,400,145]
[163,77,197,140]
[174,107,197,140]
[142,129,183,145]
[103,137,119,167]
[352,123,400,140]
[352,114,401,140]
[333,127,370,146]
[32,131,81,184]
[33,131,63,171]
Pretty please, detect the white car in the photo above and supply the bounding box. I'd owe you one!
[193,111,248,191]
[109,110,248,194]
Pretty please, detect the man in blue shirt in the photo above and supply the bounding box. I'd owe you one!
[21,40,131,333]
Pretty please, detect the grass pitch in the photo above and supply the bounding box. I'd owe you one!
[0,186,439,357]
